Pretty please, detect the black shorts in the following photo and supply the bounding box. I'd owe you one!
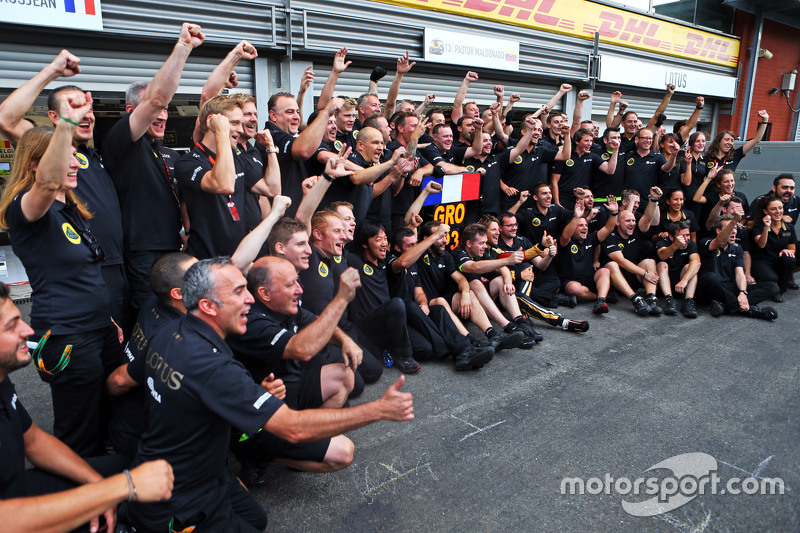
[285,366,324,410]
[233,426,331,464]
[562,276,597,294]
[621,269,643,290]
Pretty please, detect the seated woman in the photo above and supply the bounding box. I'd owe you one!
[751,196,798,300]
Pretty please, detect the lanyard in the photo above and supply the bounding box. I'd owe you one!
[194,143,240,222]
[151,144,179,205]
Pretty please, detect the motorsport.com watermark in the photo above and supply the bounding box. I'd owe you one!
[560,452,785,517]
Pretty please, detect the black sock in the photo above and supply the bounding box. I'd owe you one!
[485,327,495,338]
[513,315,525,325]
[597,296,606,301]
[467,333,479,343]
[629,294,638,302]
[503,322,516,334]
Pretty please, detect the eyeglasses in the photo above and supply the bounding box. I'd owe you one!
[78,227,106,262]
[502,223,518,228]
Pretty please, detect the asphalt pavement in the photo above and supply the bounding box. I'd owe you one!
[11,283,800,532]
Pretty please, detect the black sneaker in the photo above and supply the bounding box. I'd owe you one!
[710,299,725,317]
[664,295,677,315]
[517,318,544,342]
[489,330,526,352]
[772,293,785,303]
[454,344,494,371]
[743,305,778,320]
[561,318,589,332]
[555,293,578,308]
[632,295,649,316]
[645,294,663,315]
[681,298,698,318]
[395,356,421,374]
[592,298,609,314]
[470,336,492,349]
[786,279,799,290]
[240,461,274,489]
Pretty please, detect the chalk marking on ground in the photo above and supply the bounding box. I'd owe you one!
[450,413,507,442]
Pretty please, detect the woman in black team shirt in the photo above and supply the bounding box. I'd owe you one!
[693,168,749,234]
[0,92,122,457]
[751,196,798,298]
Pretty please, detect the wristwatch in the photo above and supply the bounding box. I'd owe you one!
[265,147,279,153]
[739,289,748,295]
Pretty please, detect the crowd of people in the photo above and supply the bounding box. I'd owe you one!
[0,23,796,532]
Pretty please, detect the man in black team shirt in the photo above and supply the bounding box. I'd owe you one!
[0,51,130,334]
[0,282,174,533]
[346,222,422,374]
[551,127,619,210]
[697,214,779,320]
[128,257,414,532]
[103,23,205,314]
[301,211,383,385]
[227,256,360,474]
[333,97,358,153]
[266,93,344,216]
[602,186,663,316]
[175,96,280,259]
[655,221,701,318]
[558,197,619,313]
[422,124,471,174]
[388,225,495,370]
[623,128,677,204]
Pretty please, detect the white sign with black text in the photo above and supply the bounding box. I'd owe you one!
[423,28,519,72]
[5,0,103,31]
[599,54,737,98]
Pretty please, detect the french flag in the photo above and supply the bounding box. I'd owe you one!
[422,173,481,206]
[64,0,96,15]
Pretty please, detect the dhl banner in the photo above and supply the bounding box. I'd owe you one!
[371,0,739,68]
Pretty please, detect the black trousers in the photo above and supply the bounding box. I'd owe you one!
[517,281,564,327]
[405,302,469,361]
[355,298,413,376]
[751,256,795,291]
[101,263,132,339]
[125,250,170,313]
[697,272,780,312]
[36,325,124,457]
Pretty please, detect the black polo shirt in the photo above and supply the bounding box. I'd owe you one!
[655,210,699,236]
[266,121,305,218]
[684,155,708,204]
[619,133,637,154]
[699,239,743,280]
[553,151,605,209]
[386,252,420,302]
[306,140,334,179]
[388,140,430,222]
[74,144,123,266]
[655,238,699,274]
[228,299,316,385]
[657,156,685,192]
[110,298,183,458]
[131,313,283,530]
[346,252,391,322]
[236,142,267,232]
[593,151,626,198]
[415,250,459,300]
[493,235,534,280]
[334,129,357,154]
[708,146,745,173]
[749,193,800,226]
[321,148,374,222]
[0,378,32,499]
[450,246,485,283]
[497,143,558,208]
[559,232,602,282]
[421,144,454,166]
[750,222,797,262]
[298,245,343,318]
[175,143,261,259]
[515,204,572,245]
[623,150,667,201]
[366,147,394,229]
[103,113,181,253]
[602,227,650,265]
[7,195,110,336]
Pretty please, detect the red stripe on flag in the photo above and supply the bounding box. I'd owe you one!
[84,0,96,15]
[460,173,480,202]
[0,141,10,148]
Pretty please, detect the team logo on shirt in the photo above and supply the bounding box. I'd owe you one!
[565,159,574,167]
[716,249,722,257]
[333,255,342,264]
[531,218,541,227]
[75,153,89,169]
[602,153,610,161]
[318,262,329,277]
[627,158,635,166]
[334,140,343,152]
[570,244,578,254]
[466,165,475,172]
[352,131,358,140]
[514,155,523,164]
[618,243,625,249]
[423,254,430,265]
[61,223,81,244]
[707,161,716,169]
[363,264,374,276]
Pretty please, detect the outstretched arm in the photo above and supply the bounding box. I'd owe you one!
[678,96,704,141]
[0,50,81,146]
[384,51,415,119]
[644,84,675,132]
[316,47,351,110]
[451,71,478,124]
[742,110,769,154]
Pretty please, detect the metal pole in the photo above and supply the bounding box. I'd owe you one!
[739,10,764,140]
